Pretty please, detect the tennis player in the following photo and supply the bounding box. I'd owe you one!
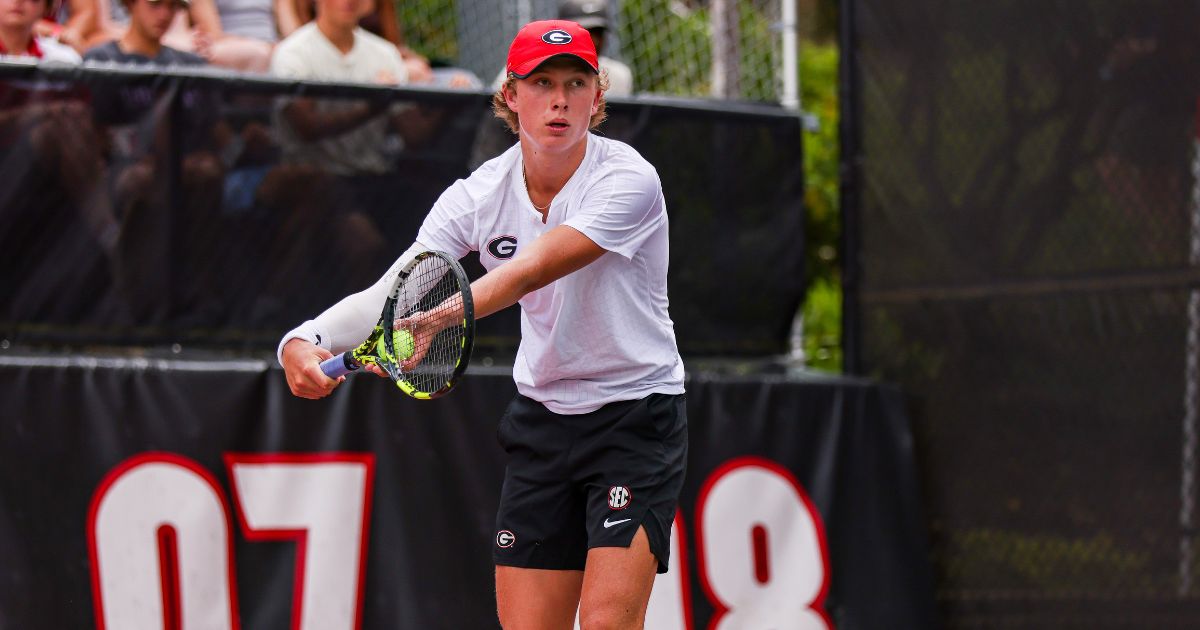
[279,19,686,629]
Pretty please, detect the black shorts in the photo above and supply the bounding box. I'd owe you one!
[492,392,687,574]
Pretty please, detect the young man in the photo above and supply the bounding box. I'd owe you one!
[279,19,687,630]
[84,0,246,320]
[82,0,200,64]
[268,0,417,174]
[261,0,436,308]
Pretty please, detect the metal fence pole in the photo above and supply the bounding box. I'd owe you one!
[781,0,799,110]
[710,0,741,99]
[838,0,862,375]
[1182,97,1200,596]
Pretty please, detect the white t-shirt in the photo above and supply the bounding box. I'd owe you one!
[281,134,685,414]
[0,37,81,64]
[269,23,408,175]
[37,37,81,64]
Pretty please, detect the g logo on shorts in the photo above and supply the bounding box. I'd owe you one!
[608,486,631,510]
[496,530,516,548]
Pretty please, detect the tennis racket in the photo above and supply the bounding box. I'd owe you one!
[319,250,475,400]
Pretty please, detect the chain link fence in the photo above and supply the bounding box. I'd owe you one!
[845,0,1200,626]
[397,0,789,102]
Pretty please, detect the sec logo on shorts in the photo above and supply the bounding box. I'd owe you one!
[608,486,631,510]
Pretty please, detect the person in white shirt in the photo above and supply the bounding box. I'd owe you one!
[0,0,83,62]
[279,19,686,629]
[262,0,445,295]
[268,0,409,175]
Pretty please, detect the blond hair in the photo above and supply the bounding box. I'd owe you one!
[492,65,610,135]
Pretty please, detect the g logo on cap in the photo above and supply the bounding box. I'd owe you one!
[542,29,573,45]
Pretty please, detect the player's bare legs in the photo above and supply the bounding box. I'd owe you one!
[578,527,658,629]
[496,566,583,630]
[495,526,658,630]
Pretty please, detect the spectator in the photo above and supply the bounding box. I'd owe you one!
[1,0,83,61]
[490,0,634,96]
[255,0,443,309]
[83,0,203,64]
[292,0,415,74]
[270,0,415,173]
[291,0,478,88]
[83,0,255,319]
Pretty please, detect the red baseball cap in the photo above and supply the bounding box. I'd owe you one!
[506,20,600,79]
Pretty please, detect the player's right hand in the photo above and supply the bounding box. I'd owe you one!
[282,338,343,399]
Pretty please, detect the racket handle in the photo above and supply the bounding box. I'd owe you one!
[320,353,359,379]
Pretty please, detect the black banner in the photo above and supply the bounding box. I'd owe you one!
[0,63,805,359]
[0,354,935,629]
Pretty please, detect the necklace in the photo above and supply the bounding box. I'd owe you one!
[523,168,552,212]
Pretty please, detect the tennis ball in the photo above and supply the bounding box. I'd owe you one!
[393,329,415,360]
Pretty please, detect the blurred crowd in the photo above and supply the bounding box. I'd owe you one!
[0,0,633,325]
[3,0,485,84]
[2,0,633,91]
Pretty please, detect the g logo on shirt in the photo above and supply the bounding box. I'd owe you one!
[541,29,573,45]
[487,235,518,260]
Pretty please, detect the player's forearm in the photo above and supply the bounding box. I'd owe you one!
[466,225,606,321]
[470,256,541,321]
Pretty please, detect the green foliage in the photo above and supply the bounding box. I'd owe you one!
[944,529,1155,592]
[800,42,841,372]
[802,277,842,368]
[619,0,710,96]
[618,0,780,100]
[734,0,781,102]
[394,0,457,63]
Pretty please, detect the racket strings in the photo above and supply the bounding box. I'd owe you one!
[391,256,467,393]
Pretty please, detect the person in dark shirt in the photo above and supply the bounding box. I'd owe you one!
[83,0,213,157]
[82,0,261,321]
[83,0,202,65]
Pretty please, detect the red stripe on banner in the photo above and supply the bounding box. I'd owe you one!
[751,524,770,584]
[157,525,181,630]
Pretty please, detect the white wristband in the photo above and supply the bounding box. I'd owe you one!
[276,320,329,367]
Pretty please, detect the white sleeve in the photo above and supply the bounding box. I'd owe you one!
[276,242,425,365]
[415,177,479,258]
[563,163,665,260]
